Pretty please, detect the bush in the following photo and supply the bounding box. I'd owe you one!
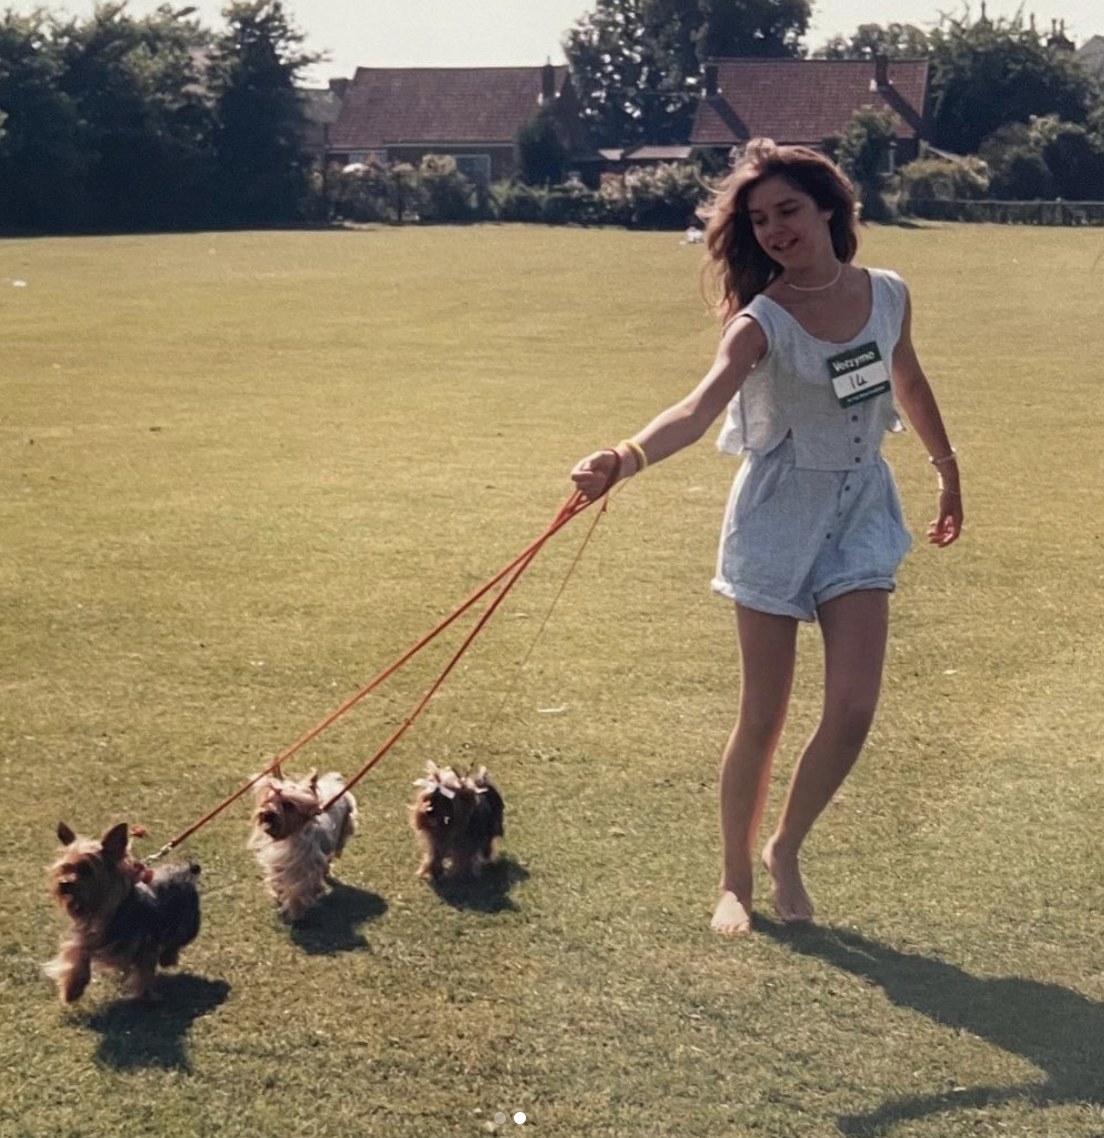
[326,156,478,224]
[490,181,551,223]
[990,147,1055,200]
[329,158,394,223]
[615,163,710,229]
[415,155,477,222]
[898,156,989,212]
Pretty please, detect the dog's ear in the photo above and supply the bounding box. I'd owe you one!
[271,762,284,780]
[57,822,77,846]
[101,822,130,862]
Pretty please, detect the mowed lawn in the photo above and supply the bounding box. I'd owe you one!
[1,222,1102,1138]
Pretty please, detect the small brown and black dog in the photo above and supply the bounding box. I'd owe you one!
[45,821,201,1003]
[248,766,358,922]
[410,760,505,881]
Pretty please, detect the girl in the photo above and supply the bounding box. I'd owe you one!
[570,139,963,935]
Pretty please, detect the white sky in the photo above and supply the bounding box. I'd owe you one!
[34,0,1103,84]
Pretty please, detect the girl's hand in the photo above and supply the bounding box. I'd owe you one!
[570,449,620,501]
[927,488,963,547]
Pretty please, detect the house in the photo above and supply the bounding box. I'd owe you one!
[690,56,930,167]
[1076,34,1104,82]
[327,63,593,184]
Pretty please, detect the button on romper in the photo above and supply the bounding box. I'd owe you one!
[711,268,913,622]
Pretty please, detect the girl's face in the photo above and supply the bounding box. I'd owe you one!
[745,174,833,265]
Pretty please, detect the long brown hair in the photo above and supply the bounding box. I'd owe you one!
[700,138,860,321]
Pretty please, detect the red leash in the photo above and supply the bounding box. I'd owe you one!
[144,488,602,862]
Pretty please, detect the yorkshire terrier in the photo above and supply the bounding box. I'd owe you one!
[410,760,505,881]
[45,821,201,1004]
[248,766,358,922]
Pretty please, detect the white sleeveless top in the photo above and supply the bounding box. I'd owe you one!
[716,268,907,472]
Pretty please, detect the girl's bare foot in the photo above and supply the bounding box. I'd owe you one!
[711,890,753,936]
[762,837,814,923]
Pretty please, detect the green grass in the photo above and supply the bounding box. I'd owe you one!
[1,222,1102,1138]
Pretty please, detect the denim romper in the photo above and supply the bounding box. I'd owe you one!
[711,268,912,621]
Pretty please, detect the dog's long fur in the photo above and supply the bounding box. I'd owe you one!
[410,761,505,880]
[248,767,358,922]
[45,821,201,1003]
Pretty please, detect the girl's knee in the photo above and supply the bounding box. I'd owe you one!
[822,699,878,750]
[732,711,788,753]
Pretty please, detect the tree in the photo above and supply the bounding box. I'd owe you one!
[564,0,808,147]
[698,0,810,59]
[927,13,1096,154]
[53,3,213,230]
[0,11,85,230]
[564,0,693,146]
[517,105,568,185]
[814,22,929,60]
[209,1,317,226]
[836,106,899,220]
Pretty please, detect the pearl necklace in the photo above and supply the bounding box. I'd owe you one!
[784,263,843,292]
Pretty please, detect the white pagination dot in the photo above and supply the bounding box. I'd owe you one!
[513,1113,527,1125]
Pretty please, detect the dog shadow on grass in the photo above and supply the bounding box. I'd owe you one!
[84,973,230,1072]
[288,881,387,955]
[760,919,1104,1135]
[430,855,529,913]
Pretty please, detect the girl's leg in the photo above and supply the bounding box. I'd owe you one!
[763,588,890,922]
[712,604,798,936]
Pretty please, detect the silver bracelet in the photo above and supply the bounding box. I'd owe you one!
[929,448,957,466]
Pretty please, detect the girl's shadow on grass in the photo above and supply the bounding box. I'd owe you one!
[760,919,1104,1135]
[289,881,387,955]
[430,856,529,913]
[84,973,230,1072]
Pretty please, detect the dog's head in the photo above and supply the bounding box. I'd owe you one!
[49,821,134,920]
[252,770,322,841]
[465,766,505,835]
[410,762,476,832]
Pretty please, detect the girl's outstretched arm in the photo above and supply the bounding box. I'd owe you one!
[571,315,767,499]
[891,290,963,547]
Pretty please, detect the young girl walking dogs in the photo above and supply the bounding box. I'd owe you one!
[570,140,963,936]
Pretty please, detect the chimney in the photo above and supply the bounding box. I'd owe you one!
[329,77,350,100]
[540,59,556,103]
[874,54,889,89]
[704,63,719,97]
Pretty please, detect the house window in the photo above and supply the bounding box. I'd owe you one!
[880,140,898,176]
[454,154,491,186]
[348,149,388,165]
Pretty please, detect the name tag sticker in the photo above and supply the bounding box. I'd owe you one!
[826,341,891,407]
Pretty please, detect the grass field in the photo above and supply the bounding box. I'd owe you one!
[1,221,1102,1138]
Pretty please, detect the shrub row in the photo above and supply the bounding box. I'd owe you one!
[325,156,711,229]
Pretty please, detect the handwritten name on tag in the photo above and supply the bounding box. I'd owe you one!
[826,341,891,407]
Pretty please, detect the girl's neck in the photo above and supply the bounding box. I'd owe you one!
[782,260,843,293]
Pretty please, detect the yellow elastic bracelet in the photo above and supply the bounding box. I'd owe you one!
[620,438,648,473]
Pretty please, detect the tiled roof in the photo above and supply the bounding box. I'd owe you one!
[330,66,570,149]
[691,58,929,147]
